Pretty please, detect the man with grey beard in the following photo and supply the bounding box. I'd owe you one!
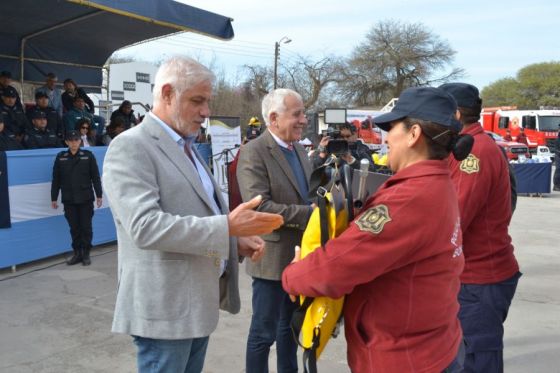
[102,56,284,373]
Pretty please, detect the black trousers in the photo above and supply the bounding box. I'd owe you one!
[63,202,94,251]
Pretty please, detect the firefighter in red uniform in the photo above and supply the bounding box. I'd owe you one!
[440,83,521,373]
[282,87,473,373]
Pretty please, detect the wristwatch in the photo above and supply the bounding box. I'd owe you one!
[317,145,326,153]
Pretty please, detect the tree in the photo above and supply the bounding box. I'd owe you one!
[281,55,341,110]
[480,78,520,107]
[243,55,341,112]
[481,62,560,108]
[338,20,464,106]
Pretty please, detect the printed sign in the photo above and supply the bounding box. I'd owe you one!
[123,81,136,91]
[111,90,124,100]
[136,72,150,83]
[207,116,241,201]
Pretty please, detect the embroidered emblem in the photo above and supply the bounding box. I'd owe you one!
[460,154,480,174]
[355,204,392,234]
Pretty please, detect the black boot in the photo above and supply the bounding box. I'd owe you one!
[66,248,82,265]
[82,247,91,266]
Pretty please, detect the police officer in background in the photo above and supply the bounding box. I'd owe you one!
[51,130,102,266]
[1,86,29,138]
[0,71,24,111]
[28,91,64,139]
[24,111,63,149]
[440,83,521,373]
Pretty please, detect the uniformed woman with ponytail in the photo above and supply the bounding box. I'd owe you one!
[282,87,473,373]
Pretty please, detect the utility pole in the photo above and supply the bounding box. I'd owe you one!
[273,37,291,90]
[273,41,279,90]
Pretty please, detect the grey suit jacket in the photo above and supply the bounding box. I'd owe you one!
[237,129,312,280]
[103,114,239,340]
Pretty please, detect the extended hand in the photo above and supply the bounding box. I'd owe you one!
[341,152,355,164]
[238,236,265,262]
[289,246,302,302]
[228,195,284,236]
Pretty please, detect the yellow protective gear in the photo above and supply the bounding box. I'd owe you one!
[248,116,261,126]
[297,189,347,359]
[372,152,388,166]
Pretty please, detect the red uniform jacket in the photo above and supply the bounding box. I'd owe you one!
[448,124,519,284]
[282,160,464,373]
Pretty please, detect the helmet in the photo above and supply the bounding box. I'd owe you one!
[248,117,261,126]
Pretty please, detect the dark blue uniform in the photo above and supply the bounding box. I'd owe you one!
[51,149,102,265]
[24,127,63,149]
[0,103,28,136]
[0,130,23,151]
[27,106,63,139]
[0,85,24,112]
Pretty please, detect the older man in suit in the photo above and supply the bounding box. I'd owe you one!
[102,56,283,373]
[237,89,313,373]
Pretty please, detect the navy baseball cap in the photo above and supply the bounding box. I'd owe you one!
[31,110,47,120]
[1,86,17,98]
[374,87,461,132]
[35,91,49,99]
[65,130,80,140]
[438,83,482,108]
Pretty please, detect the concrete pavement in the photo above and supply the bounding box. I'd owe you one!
[1,189,559,372]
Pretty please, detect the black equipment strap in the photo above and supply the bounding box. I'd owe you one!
[317,189,329,247]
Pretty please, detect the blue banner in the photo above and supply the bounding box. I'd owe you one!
[0,151,10,228]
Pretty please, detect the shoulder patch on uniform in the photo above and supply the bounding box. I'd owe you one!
[460,154,480,174]
[355,204,392,234]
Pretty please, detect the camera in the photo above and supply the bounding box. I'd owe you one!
[322,109,350,156]
[323,127,349,156]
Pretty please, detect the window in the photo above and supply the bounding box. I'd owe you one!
[498,116,509,129]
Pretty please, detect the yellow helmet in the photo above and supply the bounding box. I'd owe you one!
[248,116,261,126]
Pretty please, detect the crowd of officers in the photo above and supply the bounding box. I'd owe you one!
[0,70,138,266]
[0,70,137,151]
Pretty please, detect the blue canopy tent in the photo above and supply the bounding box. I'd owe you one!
[0,0,234,93]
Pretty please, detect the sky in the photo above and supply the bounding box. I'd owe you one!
[117,0,560,93]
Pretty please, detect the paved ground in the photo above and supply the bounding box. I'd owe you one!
[1,186,559,372]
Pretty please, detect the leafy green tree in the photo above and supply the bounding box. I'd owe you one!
[516,62,560,108]
[482,62,560,108]
[480,78,520,107]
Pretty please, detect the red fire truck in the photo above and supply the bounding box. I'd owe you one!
[481,107,560,152]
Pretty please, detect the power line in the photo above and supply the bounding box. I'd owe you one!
[152,39,273,60]
[172,34,273,53]
[165,36,273,55]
